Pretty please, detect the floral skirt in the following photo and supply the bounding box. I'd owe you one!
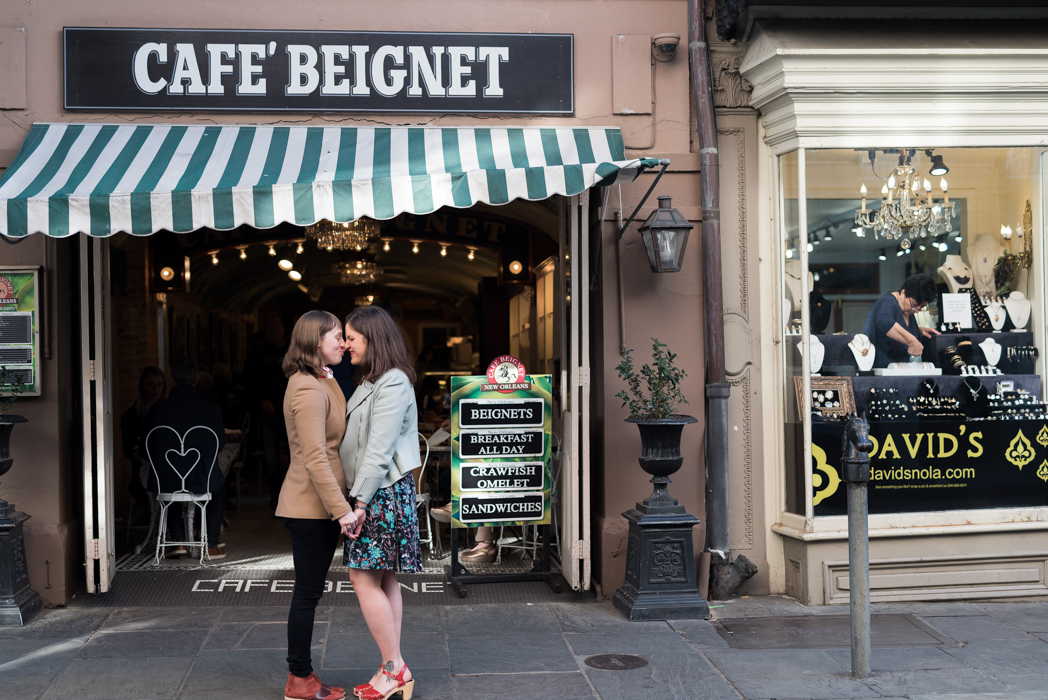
[343,474,422,573]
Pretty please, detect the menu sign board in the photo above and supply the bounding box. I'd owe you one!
[450,374,552,528]
[459,461,545,492]
[458,429,545,458]
[0,269,40,397]
[458,398,544,429]
[457,493,545,525]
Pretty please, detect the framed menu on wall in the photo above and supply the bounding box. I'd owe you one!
[0,268,41,397]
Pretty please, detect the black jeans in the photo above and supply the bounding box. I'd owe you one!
[284,517,340,677]
[168,483,226,545]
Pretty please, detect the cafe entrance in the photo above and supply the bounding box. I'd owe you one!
[1,122,649,595]
[88,194,598,596]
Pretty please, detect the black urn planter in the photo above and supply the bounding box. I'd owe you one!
[613,414,710,622]
[0,415,43,626]
[0,415,28,480]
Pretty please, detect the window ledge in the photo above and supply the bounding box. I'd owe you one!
[772,507,1048,542]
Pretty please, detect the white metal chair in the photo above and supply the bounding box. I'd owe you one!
[497,432,562,563]
[144,424,220,565]
[414,434,439,557]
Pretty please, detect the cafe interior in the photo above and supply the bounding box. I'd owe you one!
[112,199,563,574]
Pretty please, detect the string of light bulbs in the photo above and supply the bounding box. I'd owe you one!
[204,238,482,267]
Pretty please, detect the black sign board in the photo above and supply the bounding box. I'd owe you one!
[459,399,544,429]
[458,429,544,458]
[459,461,545,492]
[458,493,545,524]
[64,28,574,114]
[811,419,1048,515]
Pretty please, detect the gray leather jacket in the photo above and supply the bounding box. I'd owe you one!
[339,368,420,505]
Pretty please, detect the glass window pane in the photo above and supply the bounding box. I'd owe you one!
[790,147,1046,517]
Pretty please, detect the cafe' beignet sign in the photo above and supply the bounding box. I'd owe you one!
[451,363,552,528]
[63,28,574,114]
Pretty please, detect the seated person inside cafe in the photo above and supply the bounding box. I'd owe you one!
[141,356,228,559]
[864,273,941,368]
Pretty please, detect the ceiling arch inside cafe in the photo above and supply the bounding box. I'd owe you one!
[170,200,558,315]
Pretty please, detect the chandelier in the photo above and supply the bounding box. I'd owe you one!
[306,218,379,251]
[334,259,383,285]
[854,160,956,240]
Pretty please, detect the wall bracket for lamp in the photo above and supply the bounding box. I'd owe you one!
[617,159,671,238]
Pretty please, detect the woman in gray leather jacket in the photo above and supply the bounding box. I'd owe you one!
[339,305,422,700]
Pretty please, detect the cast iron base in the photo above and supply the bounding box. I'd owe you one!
[612,502,710,622]
[0,501,43,626]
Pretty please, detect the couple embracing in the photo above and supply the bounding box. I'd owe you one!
[277,306,421,700]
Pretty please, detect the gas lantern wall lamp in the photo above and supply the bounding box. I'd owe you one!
[638,196,692,272]
[616,159,691,273]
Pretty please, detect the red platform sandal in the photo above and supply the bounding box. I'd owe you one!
[356,664,413,700]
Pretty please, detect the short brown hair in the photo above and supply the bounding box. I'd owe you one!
[344,306,416,385]
[282,310,341,378]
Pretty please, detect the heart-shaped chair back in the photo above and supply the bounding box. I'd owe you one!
[144,425,220,495]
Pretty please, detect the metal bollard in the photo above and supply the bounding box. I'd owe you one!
[841,415,873,679]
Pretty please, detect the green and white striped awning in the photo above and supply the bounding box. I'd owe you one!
[0,123,655,238]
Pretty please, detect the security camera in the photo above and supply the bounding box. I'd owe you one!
[652,33,680,62]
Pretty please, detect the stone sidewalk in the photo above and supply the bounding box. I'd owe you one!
[4,594,1048,699]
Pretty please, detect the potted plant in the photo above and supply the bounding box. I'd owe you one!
[612,339,709,622]
[0,366,26,483]
[615,339,697,487]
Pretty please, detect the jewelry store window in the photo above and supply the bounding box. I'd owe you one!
[781,147,1047,520]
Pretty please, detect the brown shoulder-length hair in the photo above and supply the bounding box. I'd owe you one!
[344,306,416,385]
[282,310,341,378]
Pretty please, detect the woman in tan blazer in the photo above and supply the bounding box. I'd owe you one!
[276,310,359,700]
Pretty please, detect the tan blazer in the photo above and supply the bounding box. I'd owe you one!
[275,371,353,521]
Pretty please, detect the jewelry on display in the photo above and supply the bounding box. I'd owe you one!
[987,299,1007,331]
[848,333,876,372]
[1004,291,1031,331]
[797,334,826,374]
[979,338,1002,367]
[938,255,973,294]
[968,234,1002,300]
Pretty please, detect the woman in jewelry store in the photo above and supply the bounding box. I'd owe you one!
[340,305,422,700]
[864,273,941,368]
[278,310,359,700]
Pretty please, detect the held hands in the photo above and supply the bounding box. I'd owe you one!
[907,339,925,356]
[337,510,363,540]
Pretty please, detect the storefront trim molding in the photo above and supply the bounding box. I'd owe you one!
[740,23,1048,152]
[773,506,1048,542]
[824,551,1048,604]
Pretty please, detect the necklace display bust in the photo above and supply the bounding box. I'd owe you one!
[784,261,814,312]
[938,255,974,294]
[968,234,1002,299]
[797,334,825,374]
[979,338,1002,367]
[987,298,1007,331]
[848,333,876,372]
[1005,291,1031,331]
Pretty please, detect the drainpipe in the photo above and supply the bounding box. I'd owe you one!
[689,0,757,599]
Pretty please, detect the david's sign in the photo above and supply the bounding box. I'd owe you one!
[64,28,574,113]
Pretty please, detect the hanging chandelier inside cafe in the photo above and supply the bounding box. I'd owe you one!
[854,152,956,240]
[306,217,380,252]
[334,259,383,285]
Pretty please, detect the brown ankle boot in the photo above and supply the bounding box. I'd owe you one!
[284,671,345,700]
